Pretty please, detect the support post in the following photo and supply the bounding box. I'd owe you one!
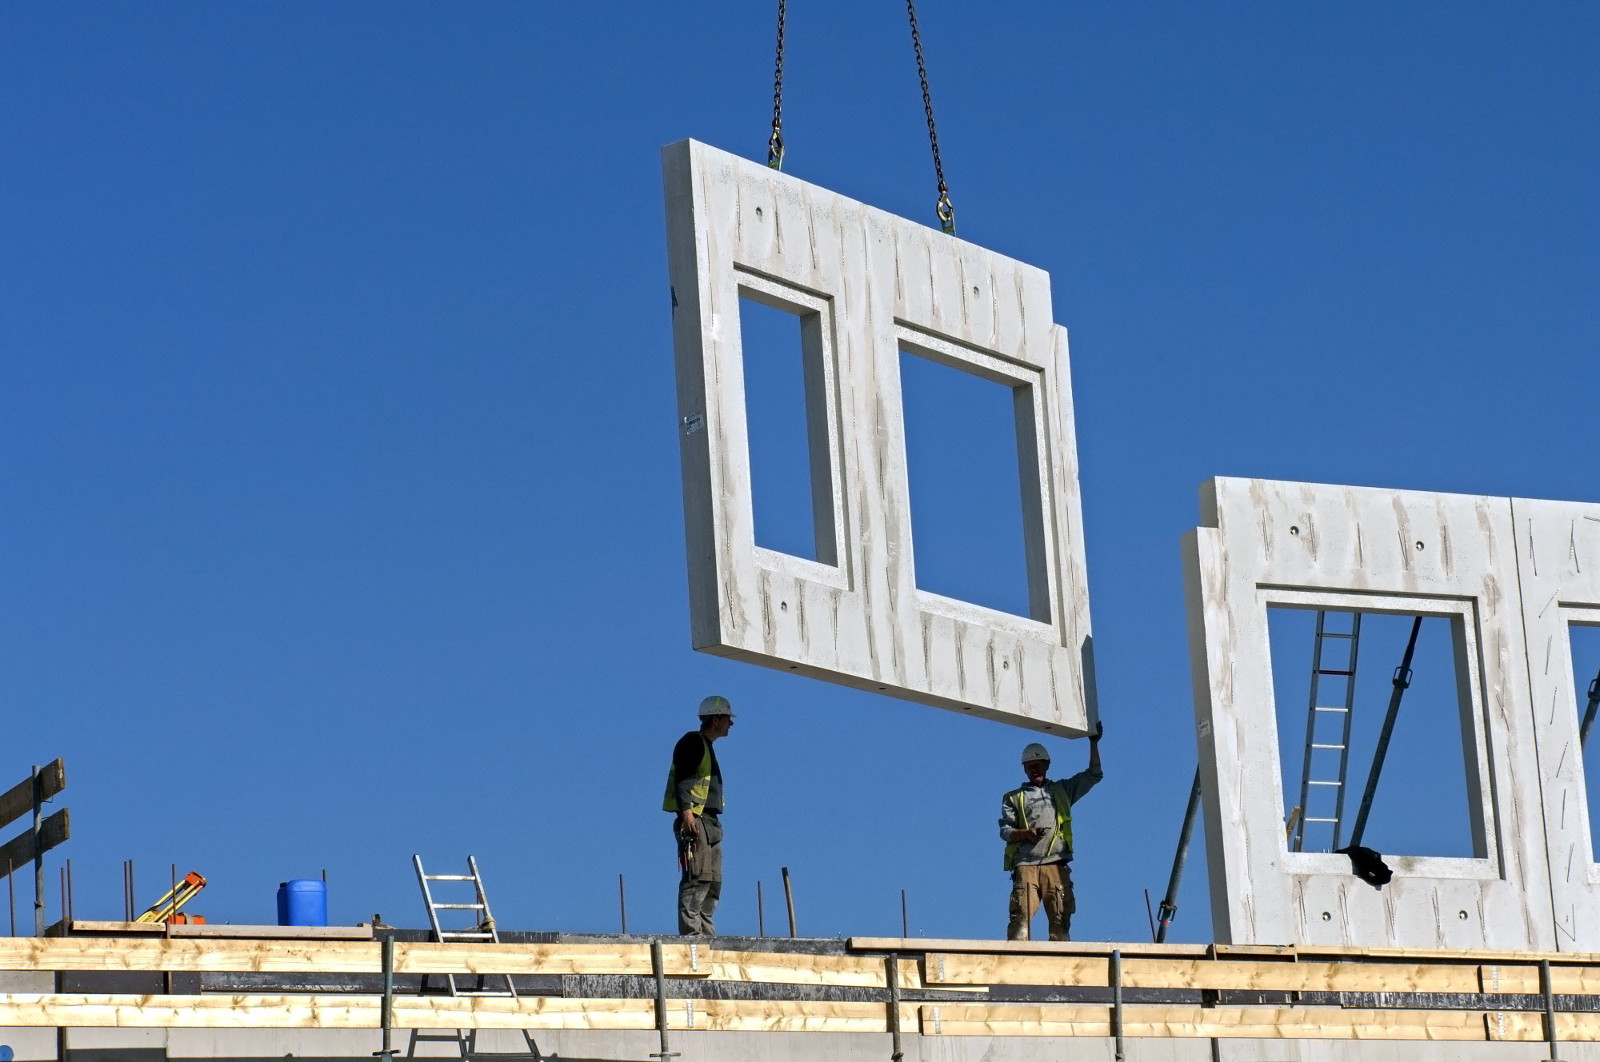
[1110,949,1125,1061]
[375,933,395,1059]
[781,866,796,937]
[31,766,44,937]
[649,938,678,1062]
[1541,958,1560,1061]
[618,873,628,935]
[1348,616,1422,848]
[885,955,903,1062]
[1156,768,1202,942]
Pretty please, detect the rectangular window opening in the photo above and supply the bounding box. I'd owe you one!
[1268,607,1483,859]
[898,344,1048,621]
[1569,619,1600,861]
[738,290,837,565]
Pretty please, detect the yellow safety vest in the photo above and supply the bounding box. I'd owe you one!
[1003,785,1073,871]
[662,736,717,815]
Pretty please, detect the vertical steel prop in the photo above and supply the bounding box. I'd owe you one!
[1541,958,1560,1061]
[885,955,904,1062]
[649,938,679,1062]
[376,933,396,1059]
[618,873,628,935]
[1111,949,1126,1061]
[31,766,43,936]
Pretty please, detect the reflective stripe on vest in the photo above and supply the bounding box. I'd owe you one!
[1002,785,1074,871]
[663,736,715,814]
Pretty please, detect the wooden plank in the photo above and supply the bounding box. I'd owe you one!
[0,993,910,1034]
[692,949,933,990]
[0,760,65,831]
[924,952,1484,993]
[0,938,686,976]
[0,809,69,876]
[64,922,164,935]
[1478,962,1600,995]
[167,924,374,940]
[918,1003,1500,1041]
[848,937,1212,958]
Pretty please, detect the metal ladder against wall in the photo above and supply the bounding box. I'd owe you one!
[408,855,542,1061]
[1291,611,1362,853]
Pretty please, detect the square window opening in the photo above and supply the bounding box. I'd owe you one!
[1268,607,1484,859]
[737,290,837,566]
[898,345,1049,621]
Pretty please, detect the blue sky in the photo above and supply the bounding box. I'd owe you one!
[3,3,1597,943]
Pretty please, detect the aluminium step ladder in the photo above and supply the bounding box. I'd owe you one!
[1290,611,1362,853]
[408,855,542,1061]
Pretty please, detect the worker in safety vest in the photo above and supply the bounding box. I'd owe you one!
[663,695,734,935]
[998,722,1103,941]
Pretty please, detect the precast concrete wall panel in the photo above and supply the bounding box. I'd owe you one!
[1512,496,1600,951]
[1184,477,1554,949]
[663,139,1095,734]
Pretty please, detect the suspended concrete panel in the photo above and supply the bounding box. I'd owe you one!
[662,139,1095,734]
[1183,477,1554,950]
[1512,495,1600,952]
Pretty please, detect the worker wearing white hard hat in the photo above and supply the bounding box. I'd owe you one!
[663,696,736,935]
[998,721,1104,941]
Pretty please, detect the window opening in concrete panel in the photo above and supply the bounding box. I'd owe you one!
[738,293,837,565]
[1268,608,1480,858]
[898,347,1045,620]
[1569,620,1600,860]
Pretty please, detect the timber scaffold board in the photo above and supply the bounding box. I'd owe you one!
[6,932,1600,1042]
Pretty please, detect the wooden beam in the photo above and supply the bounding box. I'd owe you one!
[0,992,915,1034]
[0,808,69,877]
[0,938,691,976]
[917,1003,1526,1041]
[849,936,1214,958]
[924,952,1487,993]
[0,760,65,832]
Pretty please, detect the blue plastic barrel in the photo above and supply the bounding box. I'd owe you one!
[277,879,328,927]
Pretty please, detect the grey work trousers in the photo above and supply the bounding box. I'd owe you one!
[675,814,723,936]
[1007,861,1075,941]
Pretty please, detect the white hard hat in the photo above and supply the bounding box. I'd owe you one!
[698,695,734,719]
[1021,742,1050,764]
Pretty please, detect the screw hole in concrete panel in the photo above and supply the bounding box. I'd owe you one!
[1269,608,1479,858]
[897,348,1044,621]
[737,292,837,566]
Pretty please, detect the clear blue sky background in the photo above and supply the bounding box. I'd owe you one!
[3,3,1597,943]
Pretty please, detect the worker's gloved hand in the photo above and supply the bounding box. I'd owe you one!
[1091,720,1104,741]
[678,810,701,836]
[1012,828,1044,844]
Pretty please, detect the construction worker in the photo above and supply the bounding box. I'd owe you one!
[998,722,1103,941]
[663,695,734,935]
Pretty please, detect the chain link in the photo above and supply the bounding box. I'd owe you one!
[767,0,787,169]
[906,0,955,234]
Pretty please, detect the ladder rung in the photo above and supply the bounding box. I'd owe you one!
[431,903,486,910]
[426,874,477,881]
[1310,743,1346,750]
[1304,817,1338,823]
[1316,669,1355,676]
[1307,780,1341,787]
[1313,706,1349,713]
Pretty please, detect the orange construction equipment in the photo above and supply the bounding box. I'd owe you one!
[135,871,207,924]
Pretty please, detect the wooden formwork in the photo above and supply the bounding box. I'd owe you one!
[3,927,1600,1044]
